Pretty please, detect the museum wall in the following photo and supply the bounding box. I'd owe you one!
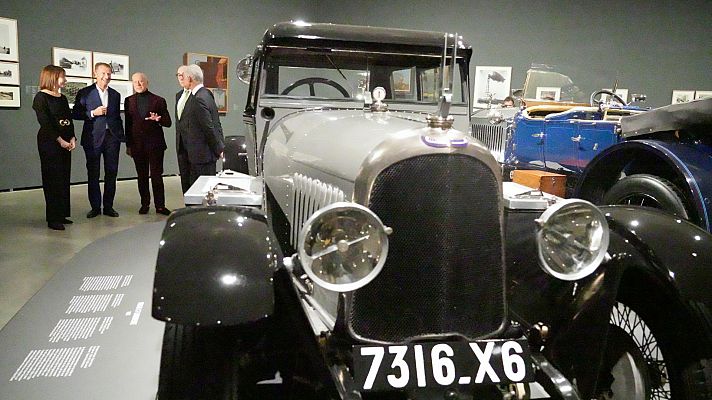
[1,0,711,191]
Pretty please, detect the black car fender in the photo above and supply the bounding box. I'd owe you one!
[152,206,281,326]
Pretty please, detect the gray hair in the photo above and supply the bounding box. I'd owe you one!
[184,64,204,84]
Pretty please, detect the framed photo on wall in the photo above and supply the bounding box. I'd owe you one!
[53,47,92,78]
[0,61,19,85]
[695,91,712,100]
[473,66,512,107]
[0,17,19,62]
[536,86,561,101]
[108,80,134,111]
[184,52,229,113]
[93,52,129,81]
[671,90,695,104]
[601,88,628,103]
[0,85,20,107]
[61,77,92,108]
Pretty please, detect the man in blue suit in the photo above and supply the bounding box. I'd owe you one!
[72,62,125,218]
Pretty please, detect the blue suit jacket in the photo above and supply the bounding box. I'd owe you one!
[72,83,125,148]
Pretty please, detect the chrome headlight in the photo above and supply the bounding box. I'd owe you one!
[536,199,609,281]
[298,202,389,292]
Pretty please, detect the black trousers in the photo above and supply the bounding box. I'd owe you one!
[177,149,216,194]
[132,147,166,208]
[83,133,121,210]
[38,141,71,223]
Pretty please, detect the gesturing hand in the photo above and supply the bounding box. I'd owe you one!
[145,112,162,122]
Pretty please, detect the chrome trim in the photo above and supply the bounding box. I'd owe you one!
[531,353,582,399]
[266,44,469,59]
[291,274,336,333]
[290,173,346,247]
[328,363,363,400]
[471,122,507,163]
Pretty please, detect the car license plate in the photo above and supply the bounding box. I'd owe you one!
[353,339,533,391]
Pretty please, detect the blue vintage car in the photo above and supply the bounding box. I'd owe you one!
[472,67,712,232]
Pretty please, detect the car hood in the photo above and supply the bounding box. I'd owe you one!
[266,108,432,183]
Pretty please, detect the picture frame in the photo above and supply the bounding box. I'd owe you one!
[695,91,712,100]
[473,66,512,106]
[93,52,130,81]
[601,88,628,103]
[52,47,92,78]
[0,17,19,62]
[61,77,92,108]
[108,80,134,111]
[536,86,561,101]
[0,85,20,107]
[184,52,229,113]
[671,90,695,104]
[0,61,19,85]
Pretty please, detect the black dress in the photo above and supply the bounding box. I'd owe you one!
[33,91,75,224]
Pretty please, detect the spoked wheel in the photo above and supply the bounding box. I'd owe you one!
[600,302,671,399]
[602,174,689,219]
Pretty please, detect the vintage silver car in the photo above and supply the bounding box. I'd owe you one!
[151,23,712,399]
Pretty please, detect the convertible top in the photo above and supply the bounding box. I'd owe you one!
[621,97,712,138]
[260,21,472,61]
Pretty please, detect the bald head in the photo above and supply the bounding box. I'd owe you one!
[132,72,149,93]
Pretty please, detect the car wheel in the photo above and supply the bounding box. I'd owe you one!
[594,301,712,399]
[157,322,279,399]
[602,174,689,219]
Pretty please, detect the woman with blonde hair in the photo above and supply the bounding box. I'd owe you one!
[32,65,76,230]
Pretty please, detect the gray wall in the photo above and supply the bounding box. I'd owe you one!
[2,0,711,191]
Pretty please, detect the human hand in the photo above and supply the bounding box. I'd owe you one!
[93,105,107,116]
[68,137,76,151]
[145,112,162,122]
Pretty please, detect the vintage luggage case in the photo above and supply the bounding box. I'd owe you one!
[512,170,567,197]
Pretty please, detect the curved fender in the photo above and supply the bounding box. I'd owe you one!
[152,206,281,326]
[576,139,712,231]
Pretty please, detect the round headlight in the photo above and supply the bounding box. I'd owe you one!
[298,202,389,292]
[536,199,609,281]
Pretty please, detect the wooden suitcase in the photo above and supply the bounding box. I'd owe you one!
[512,170,567,197]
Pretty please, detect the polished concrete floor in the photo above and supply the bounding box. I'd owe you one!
[0,176,184,330]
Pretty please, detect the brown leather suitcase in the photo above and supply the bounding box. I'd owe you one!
[512,170,567,197]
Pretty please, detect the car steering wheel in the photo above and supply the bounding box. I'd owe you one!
[281,77,351,98]
[590,89,627,106]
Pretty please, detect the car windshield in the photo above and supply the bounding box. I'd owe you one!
[262,47,467,105]
[521,63,639,105]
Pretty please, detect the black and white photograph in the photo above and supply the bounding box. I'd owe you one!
[601,88,628,103]
[672,90,695,104]
[695,91,712,100]
[108,80,134,110]
[0,61,19,85]
[0,17,18,62]
[0,85,20,107]
[473,66,512,107]
[536,86,561,101]
[52,47,92,78]
[61,77,92,108]
[94,52,129,81]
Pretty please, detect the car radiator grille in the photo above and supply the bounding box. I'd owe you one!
[472,123,507,163]
[349,154,505,342]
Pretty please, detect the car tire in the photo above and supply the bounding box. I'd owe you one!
[602,174,689,219]
[157,322,279,400]
[597,300,712,399]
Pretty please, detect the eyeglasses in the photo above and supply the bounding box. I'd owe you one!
[175,73,184,77]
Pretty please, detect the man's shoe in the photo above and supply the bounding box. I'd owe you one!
[48,222,65,230]
[139,206,150,214]
[86,209,101,218]
[103,208,119,217]
[156,207,171,216]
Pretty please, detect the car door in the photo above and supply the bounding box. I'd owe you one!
[511,113,546,169]
[543,116,579,173]
[576,121,619,172]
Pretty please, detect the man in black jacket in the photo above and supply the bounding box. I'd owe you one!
[174,64,224,194]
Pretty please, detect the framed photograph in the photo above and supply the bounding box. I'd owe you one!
[61,77,92,108]
[108,80,134,111]
[536,86,561,101]
[601,88,628,103]
[93,52,129,81]
[695,91,712,100]
[53,47,92,78]
[0,85,20,107]
[473,66,512,106]
[671,90,695,104]
[0,17,19,62]
[184,52,229,113]
[0,61,19,85]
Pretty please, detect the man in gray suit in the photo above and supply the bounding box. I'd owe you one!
[174,64,225,193]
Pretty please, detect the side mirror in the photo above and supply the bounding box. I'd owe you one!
[235,55,253,84]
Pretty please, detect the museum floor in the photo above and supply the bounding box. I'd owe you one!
[0,176,184,330]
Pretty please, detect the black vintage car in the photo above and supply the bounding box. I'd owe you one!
[151,22,712,399]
